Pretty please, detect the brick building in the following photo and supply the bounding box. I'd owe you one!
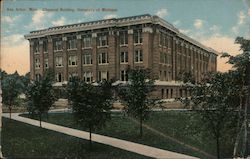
[24,14,217,99]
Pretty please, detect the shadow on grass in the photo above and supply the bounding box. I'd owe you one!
[2,117,152,159]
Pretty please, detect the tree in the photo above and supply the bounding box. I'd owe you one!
[1,71,24,119]
[183,72,240,159]
[117,68,157,137]
[221,37,250,157]
[20,72,30,92]
[26,70,56,127]
[67,77,113,148]
[177,70,195,84]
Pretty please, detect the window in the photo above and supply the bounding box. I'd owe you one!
[160,52,164,63]
[53,39,62,51]
[56,73,62,82]
[35,74,41,81]
[170,89,173,98]
[120,70,128,81]
[120,31,128,45]
[134,29,142,44]
[159,34,164,46]
[68,55,77,66]
[164,54,168,64]
[44,58,49,68]
[161,89,164,99]
[134,50,143,63]
[34,41,39,54]
[83,53,92,65]
[35,58,40,68]
[98,34,108,46]
[179,89,183,97]
[43,41,48,53]
[164,36,168,47]
[55,56,63,67]
[99,71,109,81]
[168,72,171,81]
[168,38,171,48]
[83,72,93,82]
[67,38,77,50]
[99,52,108,64]
[120,51,128,63]
[82,35,92,48]
[166,89,169,98]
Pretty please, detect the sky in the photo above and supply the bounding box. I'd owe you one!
[1,0,250,75]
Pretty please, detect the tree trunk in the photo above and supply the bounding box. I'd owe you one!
[216,136,220,159]
[9,107,12,119]
[140,114,143,138]
[89,125,92,149]
[39,113,42,127]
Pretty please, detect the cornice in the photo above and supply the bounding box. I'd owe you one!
[24,14,218,55]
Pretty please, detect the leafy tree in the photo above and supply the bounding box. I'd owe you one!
[183,72,240,159]
[117,68,156,137]
[20,72,30,91]
[26,70,56,127]
[1,71,24,119]
[67,77,113,148]
[177,70,195,84]
[221,37,250,157]
[177,71,196,108]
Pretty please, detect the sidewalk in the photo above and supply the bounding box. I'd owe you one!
[3,113,199,159]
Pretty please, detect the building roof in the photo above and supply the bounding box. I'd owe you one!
[24,14,218,55]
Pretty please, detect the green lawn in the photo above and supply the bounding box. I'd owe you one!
[2,117,152,159]
[21,111,236,159]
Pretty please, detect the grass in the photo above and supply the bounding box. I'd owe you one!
[2,117,152,159]
[22,111,228,159]
[21,111,237,159]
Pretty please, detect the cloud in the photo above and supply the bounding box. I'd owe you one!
[209,25,221,36]
[32,10,46,25]
[173,20,181,26]
[209,25,221,32]
[27,10,53,30]
[194,19,203,29]
[231,11,247,35]
[52,17,66,26]
[103,14,118,19]
[238,11,246,25]
[156,9,168,18]
[2,34,25,46]
[2,15,21,24]
[179,29,190,34]
[231,26,239,34]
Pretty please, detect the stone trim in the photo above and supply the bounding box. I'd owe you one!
[76,35,81,39]
[62,37,67,41]
[142,27,153,33]
[128,29,133,34]
[24,14,218,55]
[39,40,43,45]
[92,33,97,38]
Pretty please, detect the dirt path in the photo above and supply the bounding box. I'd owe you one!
[129,117,216,159]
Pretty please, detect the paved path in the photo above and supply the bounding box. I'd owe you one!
[3,113,199,159]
